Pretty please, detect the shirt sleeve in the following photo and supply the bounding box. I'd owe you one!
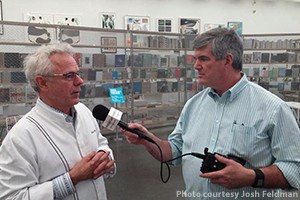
[168,111,185,166]
[0,129,54,200]
[52,172,76,199]
[271,103,300,189]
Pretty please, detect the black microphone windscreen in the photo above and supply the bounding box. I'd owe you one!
[93,104,155,144]
[92,105,110,121]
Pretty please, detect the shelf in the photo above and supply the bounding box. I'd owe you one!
[0,21,199,134]
[242,34,300,103]
[3,22,300,137]
[243,48,300,51]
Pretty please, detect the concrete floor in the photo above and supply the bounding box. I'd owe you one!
[104,126,186,200]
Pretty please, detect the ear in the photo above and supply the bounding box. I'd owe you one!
[225,53,233,67]
[35,76,49,91]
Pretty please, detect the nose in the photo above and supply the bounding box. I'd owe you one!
[194,59,201,70]
[74,74,84,86]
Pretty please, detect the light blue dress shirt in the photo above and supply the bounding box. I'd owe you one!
[168,74,300,199]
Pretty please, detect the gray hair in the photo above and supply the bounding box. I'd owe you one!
[193,27,243,70]
[23,43,75,92]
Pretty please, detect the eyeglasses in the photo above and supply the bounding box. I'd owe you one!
[46,71,83,81]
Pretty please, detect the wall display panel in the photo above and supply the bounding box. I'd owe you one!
[179,18,200,34]
[24,13,53,44]
[54,15,81,44]
[124,15,150,31]
[0,88,10,103]
[100,12,115,29]
[10,87,25,103]
[54,15,81,26]
[101,37,117,53]
[24,13,53,24]
[81,54,93,68]
[227,21,243,36]
[203,23,225,32]
[157,18,172,33]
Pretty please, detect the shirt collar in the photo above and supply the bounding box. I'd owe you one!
[208,73,249,102]
[37,98,76,123]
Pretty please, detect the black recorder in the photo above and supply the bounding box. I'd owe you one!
[192,148,246,173]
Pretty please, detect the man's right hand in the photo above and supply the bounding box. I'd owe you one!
[69,151,114,185]
[123,123,150,145]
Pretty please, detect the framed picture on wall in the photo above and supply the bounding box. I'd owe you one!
[24,13,53,44]
[100,12,115,29]
[54,15,81,44]
[157,18,172,32]
[124,15,150,31]
[203,23,225,32]
[179,18,201,34]
[227,21,243,36]
[0,0,3,35]
[101,36,117,53]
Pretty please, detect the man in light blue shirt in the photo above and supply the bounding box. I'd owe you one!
[124,28,300,199]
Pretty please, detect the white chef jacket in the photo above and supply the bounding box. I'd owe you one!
[0,99,115,200]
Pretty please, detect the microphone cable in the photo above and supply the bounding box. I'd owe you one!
[151,140,204,183]
[154,143,246,183]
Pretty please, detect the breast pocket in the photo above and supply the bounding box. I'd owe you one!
[230,124,256,160]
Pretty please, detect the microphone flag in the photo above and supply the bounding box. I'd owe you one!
[102,107,123,131]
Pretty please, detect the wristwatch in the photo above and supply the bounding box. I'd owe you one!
[252,168,265,187]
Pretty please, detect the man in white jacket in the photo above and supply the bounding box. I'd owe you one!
[0,43,116,200]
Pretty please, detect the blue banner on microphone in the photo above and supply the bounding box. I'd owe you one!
[109,87,125,103]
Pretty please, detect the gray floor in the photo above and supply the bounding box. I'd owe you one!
[104,126,185,200]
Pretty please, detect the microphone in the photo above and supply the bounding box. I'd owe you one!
[92,105,155,144]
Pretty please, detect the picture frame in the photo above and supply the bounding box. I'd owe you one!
[101,36,117,53]
[227,21,243,36]
[24,13,53,44]
[0,0,3,35]
[54,15,81,44]
[157,18,172,32]
[124,15,150,31]
[179,18,201,34]
[203,23,225,32]
[100,12,115,29]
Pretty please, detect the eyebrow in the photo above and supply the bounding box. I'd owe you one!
[193,55,208,60]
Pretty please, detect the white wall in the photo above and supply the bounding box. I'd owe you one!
[2,0,300,34]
